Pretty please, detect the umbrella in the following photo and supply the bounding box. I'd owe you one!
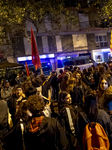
[0,62,24,69]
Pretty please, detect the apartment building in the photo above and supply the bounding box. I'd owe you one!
[10,10,112,70]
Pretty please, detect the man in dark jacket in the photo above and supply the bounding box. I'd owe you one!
[9,95,69,150]
[8,85,26,125]
[49,71,59,101]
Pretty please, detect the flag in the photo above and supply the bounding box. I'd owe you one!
[110,30,112,53]
[25,62,29,77]
[31,27,41,70]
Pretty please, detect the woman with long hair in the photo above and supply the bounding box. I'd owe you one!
[60,73,69,91]
[58,91,72,112]
[72,72,88,107]
[58,91,77,150]
[65,77,76,95]
[98,75,112,114]
[76,91,112,149]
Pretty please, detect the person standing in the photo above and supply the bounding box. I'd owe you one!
[8,85,26,125]
[9,95,69,150]
[58,91,77,150]
[1,80,12,102]
[76,91,112,150]
[50,71,59,101]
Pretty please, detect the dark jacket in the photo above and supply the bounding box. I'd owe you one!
[76,109,112,150]
[8,96,26,125]
[59,106,76,132]
[6,116,69,150]
[59,106,77,149]
[72,85,83,104]
[42,81,51,98]
[49,75,59,89]
[93,71,100,89]
[72,83,90,105]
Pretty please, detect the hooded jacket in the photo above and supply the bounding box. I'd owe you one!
[10,116,69,150]
[99,85,112,113]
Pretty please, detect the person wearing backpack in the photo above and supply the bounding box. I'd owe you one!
[76,90,112,150]
[6,95,69,150]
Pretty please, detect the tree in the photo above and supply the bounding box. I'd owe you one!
[97,0,112,24]
[74,0,112,28]
[0,0,79,53]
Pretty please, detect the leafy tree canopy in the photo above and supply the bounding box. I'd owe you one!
[0,0,79,46]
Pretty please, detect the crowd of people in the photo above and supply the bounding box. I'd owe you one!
[0,62,112,150]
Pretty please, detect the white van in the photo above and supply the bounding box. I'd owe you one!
[56,56,97,75]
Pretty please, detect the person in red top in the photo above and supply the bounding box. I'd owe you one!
[58,69,64,83]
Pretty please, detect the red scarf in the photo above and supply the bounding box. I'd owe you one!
[30,116,44,133]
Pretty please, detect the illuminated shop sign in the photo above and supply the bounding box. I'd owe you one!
[17,54,55,61]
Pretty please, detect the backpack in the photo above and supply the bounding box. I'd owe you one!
[82,117,110,150]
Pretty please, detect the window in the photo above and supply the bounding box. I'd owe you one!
[95,35,108,48]
[75,59,85,65]
[58,60,64,68]
[64,61,74,66]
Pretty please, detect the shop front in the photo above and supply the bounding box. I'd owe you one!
[91,48,111,64]
[17,54,55,75]
[17,50,92,75]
